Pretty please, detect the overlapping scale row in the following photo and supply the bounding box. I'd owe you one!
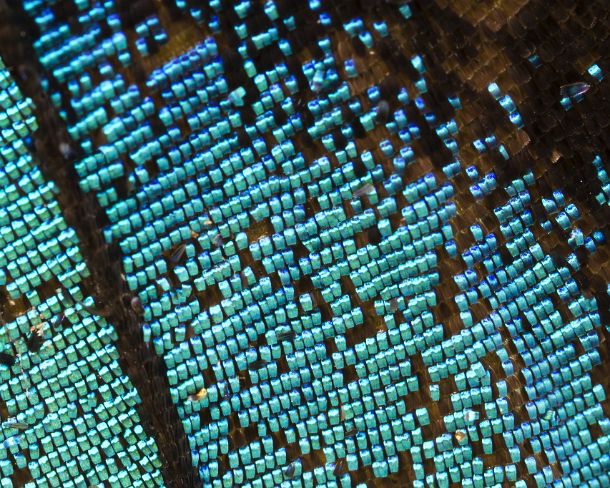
[0,56,164,487]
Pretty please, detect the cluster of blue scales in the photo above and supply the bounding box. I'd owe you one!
[0,1,609,487]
